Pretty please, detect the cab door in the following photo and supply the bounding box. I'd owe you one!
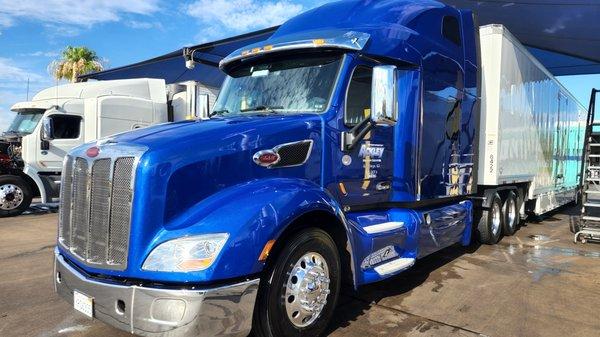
[37,113,84,171]
[328,64,396,208]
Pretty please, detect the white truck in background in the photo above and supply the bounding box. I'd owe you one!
[0,78,218,217]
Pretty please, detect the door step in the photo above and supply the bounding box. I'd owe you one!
[373,258,415,276]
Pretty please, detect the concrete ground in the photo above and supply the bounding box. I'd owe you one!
[0,205,599,337]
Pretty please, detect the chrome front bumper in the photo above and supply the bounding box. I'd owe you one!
[54,251,259,337]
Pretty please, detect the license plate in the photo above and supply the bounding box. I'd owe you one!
[73,290,94,318]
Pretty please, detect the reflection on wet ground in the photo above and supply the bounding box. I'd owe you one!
[328,205,600,337]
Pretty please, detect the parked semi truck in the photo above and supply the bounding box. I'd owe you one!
[0,78,216,216]
[54,1,585,337]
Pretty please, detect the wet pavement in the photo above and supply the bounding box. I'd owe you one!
[1,205,599,337]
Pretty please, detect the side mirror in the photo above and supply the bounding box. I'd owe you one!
[41,117,54,141]
[371,65,397,125]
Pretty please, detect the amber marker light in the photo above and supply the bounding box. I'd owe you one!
[259,240,276,262]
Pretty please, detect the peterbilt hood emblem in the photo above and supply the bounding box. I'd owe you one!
[253,139,314,169]
[86,146,100,158]
[253,150,280,167]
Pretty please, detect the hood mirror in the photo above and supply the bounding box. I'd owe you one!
[370,65,397,125]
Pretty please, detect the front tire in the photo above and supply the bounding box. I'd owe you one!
[476,193,503,244]
[0,175,32,217]
[253,228,341,337]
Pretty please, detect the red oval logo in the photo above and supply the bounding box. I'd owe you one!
[259,153,279,164]
[86,147,100,158]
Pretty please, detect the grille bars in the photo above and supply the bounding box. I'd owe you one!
[58,155,134,270]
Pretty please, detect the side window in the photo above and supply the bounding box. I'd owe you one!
[345,66,373,126]
[442,16,461,46]
[50,115,81,139]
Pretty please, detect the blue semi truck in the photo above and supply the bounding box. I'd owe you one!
[53,1,584,336]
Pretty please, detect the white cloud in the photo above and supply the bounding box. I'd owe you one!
[0,0,160,27]
[0,58,51,132]
[0,58,44,83]
[126,20,163,30]
[19,50,60,58]
[185,0,304,35]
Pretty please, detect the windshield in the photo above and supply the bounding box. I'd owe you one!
[5,110,44,135]
[213,54,342,116]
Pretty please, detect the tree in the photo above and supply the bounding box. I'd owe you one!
[49,46,104,83]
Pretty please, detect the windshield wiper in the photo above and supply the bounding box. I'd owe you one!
[240,105,284,113]
[210,109,230,117]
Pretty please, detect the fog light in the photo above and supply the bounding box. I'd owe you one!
[151,299,186,323]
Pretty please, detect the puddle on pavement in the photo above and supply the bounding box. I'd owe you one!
[528,234,550,241]
[499,242,600,282]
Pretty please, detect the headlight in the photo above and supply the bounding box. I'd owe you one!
[142,234,229,272]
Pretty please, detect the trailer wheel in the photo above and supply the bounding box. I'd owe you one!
[253,228,340,337]
[502,191,520,236]
[0,175,32,217]
[476,193,503,244]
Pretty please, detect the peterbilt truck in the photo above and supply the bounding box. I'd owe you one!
[0,78,216,217]
[54,1,584,337]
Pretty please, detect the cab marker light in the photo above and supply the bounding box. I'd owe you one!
[313,39,326,46]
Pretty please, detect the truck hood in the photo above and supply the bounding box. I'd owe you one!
[109,114,321,150]
[118,112,323,229]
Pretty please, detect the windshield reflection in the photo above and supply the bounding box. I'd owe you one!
[213,54,341,117]
[5,110,44,135]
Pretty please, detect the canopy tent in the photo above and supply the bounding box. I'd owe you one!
[79,27,277,88]
[444,0,600,76]
[81,1,600,84]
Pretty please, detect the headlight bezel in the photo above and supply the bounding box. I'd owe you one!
[142,233,229,273]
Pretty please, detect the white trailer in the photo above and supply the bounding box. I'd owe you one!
[478,24,586,216]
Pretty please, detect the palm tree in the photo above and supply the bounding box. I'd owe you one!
[49,46,104,83]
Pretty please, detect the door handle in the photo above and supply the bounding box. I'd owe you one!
[376,181,391,191]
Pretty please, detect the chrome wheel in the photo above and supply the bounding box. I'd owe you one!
[284,252,331,328]
[492,201,501,236]
[0,184,24,211]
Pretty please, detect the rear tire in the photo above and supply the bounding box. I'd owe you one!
[0,175,32,217]
[253,228,340,337]
[502,191,519,236]
[476,193,503,244]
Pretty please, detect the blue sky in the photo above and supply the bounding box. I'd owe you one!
[0,0,598,130]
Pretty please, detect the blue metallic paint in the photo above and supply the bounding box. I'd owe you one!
[61,0,477,288]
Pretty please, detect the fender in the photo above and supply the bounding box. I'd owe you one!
[23,164,47,203]
[138,178,359,285]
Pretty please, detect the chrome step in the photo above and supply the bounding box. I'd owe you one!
[373,258,415,276]
[582,216,600,222]
[584,203,600,208]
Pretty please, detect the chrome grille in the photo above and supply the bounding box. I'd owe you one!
[108,157,134,264]
[58,153,137,270]
[58,156,73,247]
[71,158,89,259]
[89,159,111,263]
